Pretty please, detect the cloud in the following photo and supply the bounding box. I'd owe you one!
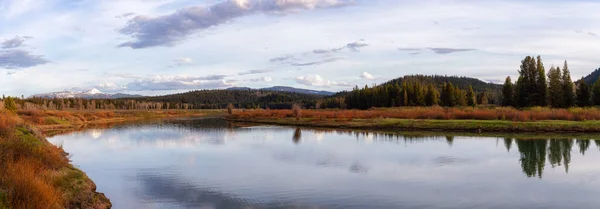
[1,36,32,49]
[360,72,374,80]
[269,54,293,62]
[0,49,49,69]
[288,57,343,66]
[345,41,368,52]
[250,76,273,82]
[116,12,135,19]
[118,0,351,49]
[398,47,476,55]
[428,48,475,54]
[126,75,233,91]
[575,30,597,37]
[295,74,350,87]
[174,57,193,64]
[238,68,275,75]
[312,40,368,54]
[398,48,422,52]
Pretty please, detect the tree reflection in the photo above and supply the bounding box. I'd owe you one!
[293,128,302,144]
[547,139,573,173]
[445,136,454,147]
[577,140,591,155]
[517,138,577,178]
[504,138,513,152]
[516,139,547,178]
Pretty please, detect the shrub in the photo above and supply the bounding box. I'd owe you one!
[227,103,234,115]
[292,104,301,121]
[3,97,17,114]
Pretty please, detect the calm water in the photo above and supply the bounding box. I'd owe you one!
[48,118,600,209]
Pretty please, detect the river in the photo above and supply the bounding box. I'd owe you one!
[48,118,600,209]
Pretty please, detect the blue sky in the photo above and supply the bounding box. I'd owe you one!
[1,0,599,96]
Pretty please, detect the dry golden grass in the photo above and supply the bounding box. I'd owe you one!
[0,110,70,209]
[231,106,600,122]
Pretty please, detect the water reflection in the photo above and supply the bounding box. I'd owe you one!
[292,128,302,144]
[48,118,600,209]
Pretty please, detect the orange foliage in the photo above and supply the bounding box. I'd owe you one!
[1,111,68,208]
[231,106,600,122]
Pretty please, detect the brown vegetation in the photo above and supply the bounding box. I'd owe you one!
[231,106,600,122]
[0,110,111,209]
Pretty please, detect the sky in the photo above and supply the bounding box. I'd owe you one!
[1,0,600,97]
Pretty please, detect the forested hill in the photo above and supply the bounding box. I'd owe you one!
[582,67,600,85]
[129,89,323,109]
[384,75,502,92]
[341,75,503,109]
[385,75,502,103]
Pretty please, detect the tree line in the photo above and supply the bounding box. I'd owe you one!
[343,75,494,110]
[502,56,600,108]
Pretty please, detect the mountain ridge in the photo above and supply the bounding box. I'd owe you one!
[31,88,142,99]
[227,86,335,96]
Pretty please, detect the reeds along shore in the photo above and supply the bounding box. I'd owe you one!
[230,106,600,122]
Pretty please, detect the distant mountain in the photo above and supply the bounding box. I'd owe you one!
[581,67,600,85]
[227,86,335,96]
[31,88,142,99]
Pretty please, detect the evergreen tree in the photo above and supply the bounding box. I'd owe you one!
[593,78,600,105]
[536,56,548,106]
[4,97,17,113]
[454,88,467,106]
[547,66,564,108]
[466,85,476,107]
[515,76,527,107]
[477,92,488,105]
[441,83,456,107]
[414,83,426,106]
[516,56,547,107]
[502,76,514,106]
[562,61,575,108]
[576,79,592,107]
[403,89,408,106]
[425,84,439,106]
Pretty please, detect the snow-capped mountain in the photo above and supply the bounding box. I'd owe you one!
[31,89,142,99]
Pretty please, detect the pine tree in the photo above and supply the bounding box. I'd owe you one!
[477,92,488,105]
[454,87,467,106]
[562,61,575,108]
[502,76,514,106]
[547,66,564,108]
[425,84,439,106]
[536,56,548,106]
[442,83,456,107]
[593,78,600,106]
[576,79,592,107]
[403,88,408,107]
[466,85,476,107]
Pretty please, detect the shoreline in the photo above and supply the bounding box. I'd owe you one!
[228,117,600,134]
[1,109,225,208]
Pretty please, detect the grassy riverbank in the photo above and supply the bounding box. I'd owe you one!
[230,117,600,133]
[0,111,111,208]
[229,107,600,133]
[17,109,225,132]
[0,109,224,208]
